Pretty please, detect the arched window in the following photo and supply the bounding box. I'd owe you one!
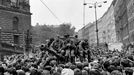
[13,17,19,31]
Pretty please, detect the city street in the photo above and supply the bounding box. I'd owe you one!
[0,0,134,75]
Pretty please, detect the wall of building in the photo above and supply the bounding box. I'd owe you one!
[77,23,95,44]
[78,0,134,46]
[113,0,129,45]
[127,0,134,43]
[0,0,31,60]
[97,3,117,45]
[82,23,91,40]
[78,0,118,46]
[88,23,96,45]
[0,0,31,45]
[0,9,31,32]
[0,0,30,12]
[78,28,83,40]
[0,9,31,45]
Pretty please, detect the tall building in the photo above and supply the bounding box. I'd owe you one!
[0,0,31,59]
[126,0,134,43]
[113,0,129,44]
[83,23,92,40]
[78,28,84,40]
[79,0,134,47]
[88,23,95,45]
[97,3,117,45]
[78,0,118,47]
[77,23,94,43]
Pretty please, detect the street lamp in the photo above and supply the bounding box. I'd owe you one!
[84,1,107,48]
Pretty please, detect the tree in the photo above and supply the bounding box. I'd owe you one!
[57,23,75,36]
[32,24,57,45]
[32,23,75,45]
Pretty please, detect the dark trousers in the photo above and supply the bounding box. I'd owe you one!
[65,56,69,63]
[88,55,91,62]
[71,56,75,64]
[80,56,84,62]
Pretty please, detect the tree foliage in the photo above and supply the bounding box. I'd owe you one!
[57,23,75,36]
[32,23,75,45]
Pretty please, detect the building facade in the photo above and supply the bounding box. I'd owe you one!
[77,23,95,44]
[82,23,92,40]
[0,0,31,45]
[79,0,134,47]
[78,28,83,40]
[98,3,117,45]
[77,23,96,45]
[126,0,134,43]
[78,0,119,47]
[113,0,129,45]
[88,23,96,45]
[0,0,31,60]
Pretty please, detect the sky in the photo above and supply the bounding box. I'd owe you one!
[30,0,113,31]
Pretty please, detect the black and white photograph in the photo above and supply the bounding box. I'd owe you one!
[0,0,134,75]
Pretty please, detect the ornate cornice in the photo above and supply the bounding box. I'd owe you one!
[0,5,32,15]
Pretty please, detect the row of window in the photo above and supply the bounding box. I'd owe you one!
[1,33,20,44]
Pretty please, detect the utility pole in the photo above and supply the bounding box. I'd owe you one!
[84,1,107,48]
[82,0,86,40]
[94,2,99,47]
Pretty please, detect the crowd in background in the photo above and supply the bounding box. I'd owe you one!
[0,34,134,75]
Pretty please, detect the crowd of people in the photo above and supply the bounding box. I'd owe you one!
[0,34,134,75]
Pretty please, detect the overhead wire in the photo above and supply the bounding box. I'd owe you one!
[40,0,62,23]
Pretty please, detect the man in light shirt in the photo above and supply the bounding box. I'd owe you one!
[61,63,74,75]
